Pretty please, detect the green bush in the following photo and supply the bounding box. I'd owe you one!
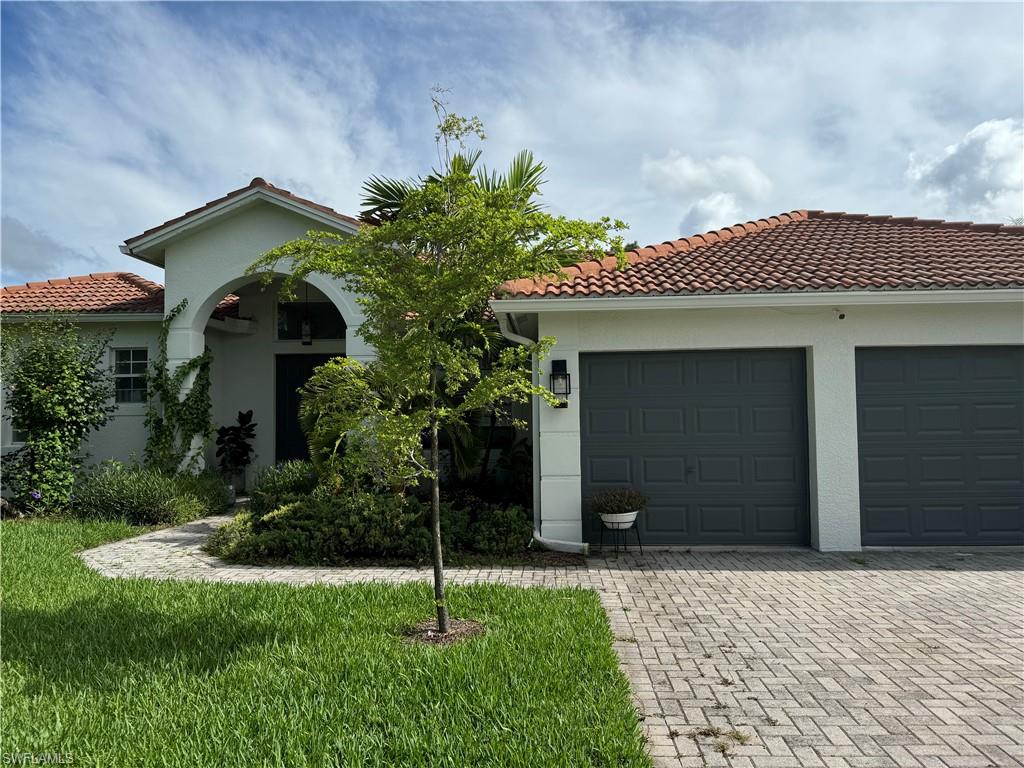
[469,505,533,554]
[208,488,533,564]
[0,315,116,514]
[211,492,429,565]
[173,471,231,516]
[249,461,319,518]
[72,464,210,526]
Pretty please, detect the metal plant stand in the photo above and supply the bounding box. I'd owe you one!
[599,522,643,555]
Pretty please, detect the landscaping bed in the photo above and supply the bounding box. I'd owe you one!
[1,520,649,767]
[204,461,582,567]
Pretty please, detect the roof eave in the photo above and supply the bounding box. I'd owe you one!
[121,187,360,267]
[490,288,1024,314]
[0,311,165,323]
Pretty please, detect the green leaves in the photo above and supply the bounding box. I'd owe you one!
[143,299,214,473]
[0,314,116,512]
[250,106,627,496]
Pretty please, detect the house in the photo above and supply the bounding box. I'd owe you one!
[2,182,1022,551]
[1,179,372,477]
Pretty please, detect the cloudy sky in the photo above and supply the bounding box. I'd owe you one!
[2,2,1021,285]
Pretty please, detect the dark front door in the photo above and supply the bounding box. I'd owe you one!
[275,354,335,463]
[580,349,810,546]
[857,346,1024,546]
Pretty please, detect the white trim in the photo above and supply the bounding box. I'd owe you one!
[120,187,360,265]
[490,288,1024,314]
[0,313,164,323]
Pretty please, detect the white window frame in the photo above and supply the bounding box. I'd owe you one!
[112,348,149,405]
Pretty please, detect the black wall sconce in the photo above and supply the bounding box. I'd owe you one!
[550,359,571,408]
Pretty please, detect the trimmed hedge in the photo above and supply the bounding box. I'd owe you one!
[207,492,532,565]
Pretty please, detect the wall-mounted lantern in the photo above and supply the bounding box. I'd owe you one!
[550,359,571,408]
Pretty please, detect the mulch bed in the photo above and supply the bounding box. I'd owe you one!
[404,618,486,646]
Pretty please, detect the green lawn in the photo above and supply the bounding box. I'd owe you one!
[1,520,649,767]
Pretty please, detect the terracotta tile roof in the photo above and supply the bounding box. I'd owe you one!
[499,211,1024,298]
[1,272,240,319]
[124,177,362,245]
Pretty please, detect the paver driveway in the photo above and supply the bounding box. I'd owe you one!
[82,518,1024,768]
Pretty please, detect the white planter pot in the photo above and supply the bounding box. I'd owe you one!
[600,510,639,530]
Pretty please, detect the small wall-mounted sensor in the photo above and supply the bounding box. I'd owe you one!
[833,309,846,320]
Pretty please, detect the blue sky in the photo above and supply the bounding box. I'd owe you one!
[2,2,1022,284]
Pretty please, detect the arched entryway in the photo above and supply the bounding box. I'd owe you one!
[166,271,371,478]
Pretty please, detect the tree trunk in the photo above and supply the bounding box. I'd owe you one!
[430,418,450,633]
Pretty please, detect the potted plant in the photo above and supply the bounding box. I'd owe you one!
[591,488,648,529]
[216,410,257,497]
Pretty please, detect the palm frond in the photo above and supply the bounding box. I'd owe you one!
[361,175,417,223]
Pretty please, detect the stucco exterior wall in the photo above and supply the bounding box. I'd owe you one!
[204,285,346,482]
[533,299,1024,551]
[161,200,371,369]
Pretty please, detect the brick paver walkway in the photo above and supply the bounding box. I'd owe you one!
[81,517,1024,768]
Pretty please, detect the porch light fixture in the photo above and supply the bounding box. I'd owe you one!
[550,359,570,408]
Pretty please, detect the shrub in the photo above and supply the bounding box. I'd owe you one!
[72,463,208,526]
[205,511,254,558]
[249,461,319,518]
[469,505,533,555]
[209,488,534,564]
[212,492,429,565]
[173,471,231,516]
[0,315,115,514]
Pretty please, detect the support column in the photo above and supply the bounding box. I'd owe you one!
[536,313,584,545]
[165,325,208,470]
[806,342,862,551]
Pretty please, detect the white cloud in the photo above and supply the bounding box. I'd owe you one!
[2,4,405,283]
[907,119,1024,221]
[1,217,103,284]
[640,152,772,233]
[1,2,1021,282]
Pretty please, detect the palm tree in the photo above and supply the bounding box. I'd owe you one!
[361,149,547,224]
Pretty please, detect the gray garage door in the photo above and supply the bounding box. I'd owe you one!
[857,346,1024,546]
[580,350,810,546]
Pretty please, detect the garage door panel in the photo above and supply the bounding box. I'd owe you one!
[973,402,1022,435]
[920,503,970,535]
[641,455,687,484]
[976,452,1023,486]
[639,358,684,387]
[586,455,633,485]
[640,408,685,434]
[581,349,809,546]
[698,504,744,534]
[857,346,1024,546]
[583,407,631,437]
[979,502,1024,535]
[862,504,912,536]
[755,504,804,534]
[753,455,799,484]
[695,406,741,435]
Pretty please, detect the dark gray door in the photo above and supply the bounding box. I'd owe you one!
[275,354,335,463]
[580,350,810,546]
[857,346,1024,546]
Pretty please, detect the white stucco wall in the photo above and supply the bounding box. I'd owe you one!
[160,200,371,369]
[531,299,1024,551]
[205,283,346,481]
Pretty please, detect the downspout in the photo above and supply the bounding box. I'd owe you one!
[495,311,589,555]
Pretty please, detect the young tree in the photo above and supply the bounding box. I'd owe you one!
[0,315,116,513]
[250,94,626,632]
